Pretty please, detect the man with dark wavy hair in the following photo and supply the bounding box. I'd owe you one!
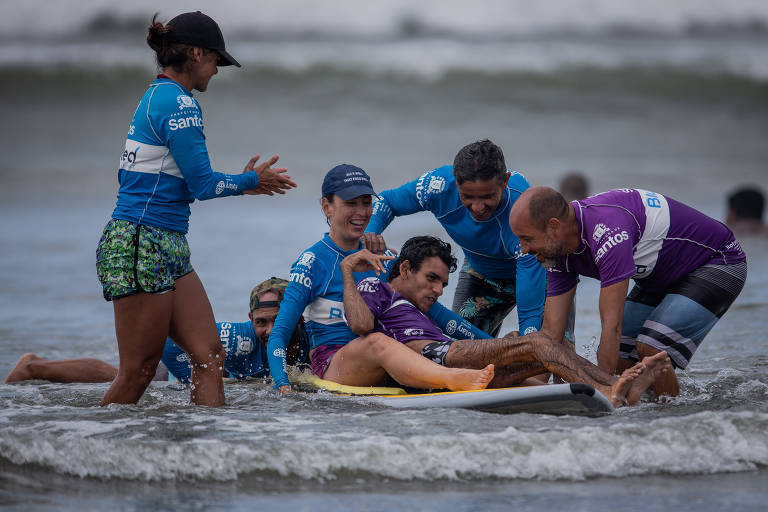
[342,236,671,407]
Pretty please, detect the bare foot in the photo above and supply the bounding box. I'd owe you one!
[607,365,643,407]
[4,353,43,383]
[625,351,673,405]
[446,364,495,391]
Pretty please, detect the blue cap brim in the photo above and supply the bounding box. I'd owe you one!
[334,185,378,200]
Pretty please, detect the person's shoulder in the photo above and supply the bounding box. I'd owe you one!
[147,80,201,116]
[413,165,456,209]
[431,165,455,178]
[215,320,253,338]
[292,248,320,272]
[356,276,385,294]
[289,240,330,288]
[234,320,256,336]
[429,165,458,189]
[506,170,531,193]
[293,239,326,264]
[581,188,638,205]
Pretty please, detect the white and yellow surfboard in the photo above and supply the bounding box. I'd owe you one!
[290,372,614,415]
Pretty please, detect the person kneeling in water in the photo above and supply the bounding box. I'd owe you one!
[5,278,309,385]
[342,236,672,407]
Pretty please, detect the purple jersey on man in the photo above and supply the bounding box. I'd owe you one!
[547,189,746,296]
[354,277,451,343]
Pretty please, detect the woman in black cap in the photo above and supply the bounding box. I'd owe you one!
[95,12,296,407]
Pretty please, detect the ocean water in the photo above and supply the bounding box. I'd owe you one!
[1,1,768,510]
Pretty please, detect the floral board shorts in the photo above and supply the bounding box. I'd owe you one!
[96,219,193,301]
[451,262,518,337]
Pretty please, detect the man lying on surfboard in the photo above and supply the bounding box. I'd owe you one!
[5,278,310,384]
[342,235,672,407]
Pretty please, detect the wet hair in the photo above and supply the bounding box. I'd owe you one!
[388,236,457,283]
[146,13,195,72]
[728,186,764,220]
[528,188,569,231]
[452,139,507,185]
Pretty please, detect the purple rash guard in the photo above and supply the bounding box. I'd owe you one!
[355,277,451,343]
[547,189,746,296]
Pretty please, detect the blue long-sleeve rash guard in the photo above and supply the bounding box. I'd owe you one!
[365,165,546,335]
[161,321,269,383]
[266,233,491,389]
[112,77,259,234]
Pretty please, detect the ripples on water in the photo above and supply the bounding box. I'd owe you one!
[2,2,767,506]
[2,368,767,484]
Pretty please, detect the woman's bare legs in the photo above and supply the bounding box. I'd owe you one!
[101,291,173,406]
[322,333,494,391]
[168,272,225,406]
[100,271,224,407]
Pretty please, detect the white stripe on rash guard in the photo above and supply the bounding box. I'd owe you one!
[304,296,346,326]
[384,298,413,313]
[633,189,670,280]
[119,140,182,178]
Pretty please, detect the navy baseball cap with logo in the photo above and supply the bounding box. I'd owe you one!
[322,164,377,200]
[168,11,241,67]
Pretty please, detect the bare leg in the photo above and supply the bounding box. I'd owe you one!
[484,362,548,388]
[637,342,678,397]
[322,333,494,391]
[441,332,673,407]
[405,339,546,388]
[100,291,173,406]
[5,354,117,383]
[168,272,225,407]
[607,365,643,407]
[445,333,618,390]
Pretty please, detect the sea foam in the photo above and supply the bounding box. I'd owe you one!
[1,410,766,482]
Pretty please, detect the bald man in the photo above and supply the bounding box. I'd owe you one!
[509,187,747,397]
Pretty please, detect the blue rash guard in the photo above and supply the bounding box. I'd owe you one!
[266,233,491,389]
[365,165,546,335]
[162,321,266,383]
[161,321,310,383]
[111,76,259,234]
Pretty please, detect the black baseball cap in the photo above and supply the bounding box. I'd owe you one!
[322,164,377,200]
[167,11,241,67]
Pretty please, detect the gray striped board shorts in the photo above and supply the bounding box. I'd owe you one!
[619,261,747,369]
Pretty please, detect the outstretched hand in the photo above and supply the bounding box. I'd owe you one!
[242,154,298,196]
[341,249,395,276]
